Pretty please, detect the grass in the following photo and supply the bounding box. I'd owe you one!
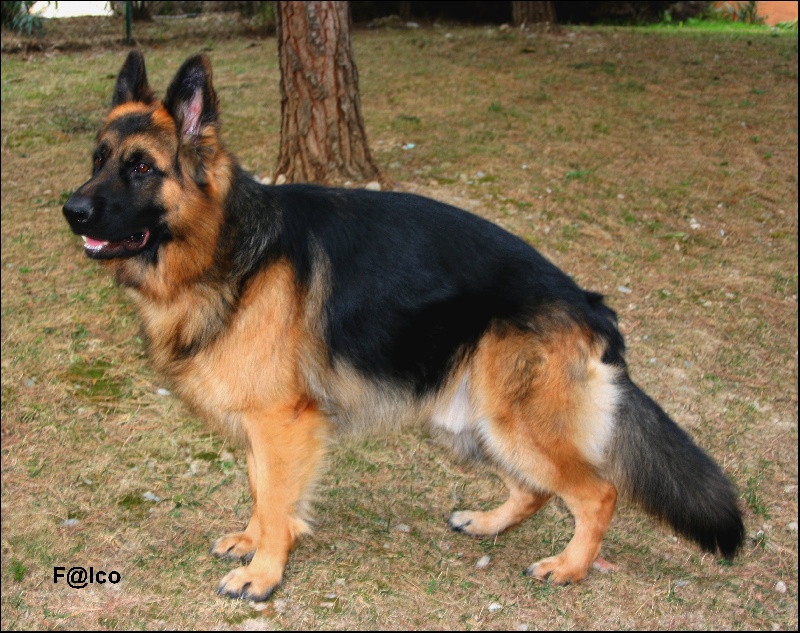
[1,14,798,631]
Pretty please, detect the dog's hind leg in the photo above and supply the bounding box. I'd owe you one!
[450,416,618,584]
[523,471,617,584]
[455,326,620,584]
[478,421,618,585]
[215,402,328,601]
[447,474,551,536]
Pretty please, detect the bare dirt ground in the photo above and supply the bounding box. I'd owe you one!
[2,14,797,631]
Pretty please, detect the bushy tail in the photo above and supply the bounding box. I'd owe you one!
[609,374,744,558]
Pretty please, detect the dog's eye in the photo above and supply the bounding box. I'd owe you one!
[93,154,103,168]
[134,162,151,174]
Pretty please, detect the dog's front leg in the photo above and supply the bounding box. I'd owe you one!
[215,402,328,601]
[210,444,263,564]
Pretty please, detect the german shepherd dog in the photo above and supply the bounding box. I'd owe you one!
[63,51,744,601]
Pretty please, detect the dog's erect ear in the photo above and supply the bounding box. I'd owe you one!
[112,50,154,107]
[163,55,219,141]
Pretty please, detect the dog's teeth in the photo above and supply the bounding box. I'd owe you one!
[82,236,108,250]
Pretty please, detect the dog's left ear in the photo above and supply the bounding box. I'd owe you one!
[164,54,219,142]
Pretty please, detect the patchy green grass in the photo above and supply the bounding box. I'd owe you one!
[2,15,797,631]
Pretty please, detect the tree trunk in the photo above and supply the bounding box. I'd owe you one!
[398,1,411,21]
[511,1,558,30]
[275,1,381,185]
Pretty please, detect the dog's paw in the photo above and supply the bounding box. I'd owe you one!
[524,555,587,586]
[210,531,257,562]
[216,566,281,602]
[447,510,503,536]
[447,510,479,535]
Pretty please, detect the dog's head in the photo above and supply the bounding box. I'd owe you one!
[62,51,224,265]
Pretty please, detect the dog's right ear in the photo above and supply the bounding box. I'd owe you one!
[112,50,154,107]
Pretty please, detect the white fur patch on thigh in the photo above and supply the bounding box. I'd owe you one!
[575,359,620,466]
[430,374,473,434]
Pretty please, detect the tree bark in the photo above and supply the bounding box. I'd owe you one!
[511,1,558,30]
[275,1,381,185]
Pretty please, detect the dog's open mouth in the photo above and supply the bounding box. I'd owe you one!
[82,229,150,259]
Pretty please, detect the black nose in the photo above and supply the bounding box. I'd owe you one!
[63,195,95,226]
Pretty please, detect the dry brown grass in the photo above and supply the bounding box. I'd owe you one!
[1,14,797,631]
